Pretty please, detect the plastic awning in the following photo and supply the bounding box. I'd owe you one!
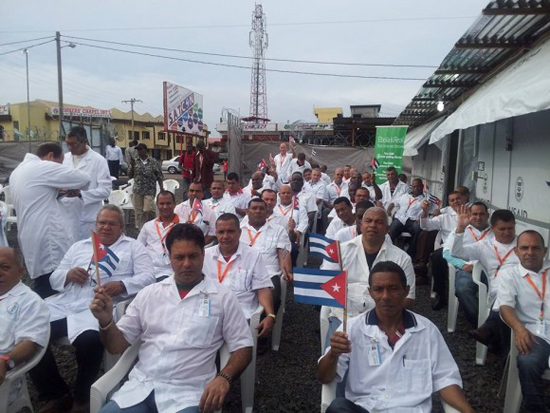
[403,117,446,157]
[429,38,550,144]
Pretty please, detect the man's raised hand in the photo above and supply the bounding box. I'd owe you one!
[90,286,114,326]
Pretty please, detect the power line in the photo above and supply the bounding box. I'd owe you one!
[63,35,438,69]
[69,41,427,81]
[0,39,55,56]
[0,15,477,34]
[0,36,54,47]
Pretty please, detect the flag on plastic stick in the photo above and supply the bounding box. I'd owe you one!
[294,268,347,308]
[189,198,203,223]
[258,159,268,169]
[309,234,340,263]
[90,231,121,286]
[371,157,380,170]
[428,194,441,206]
[423,180,428,197]
[311,148,317,157]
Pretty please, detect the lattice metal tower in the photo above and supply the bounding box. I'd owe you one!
[248,3,269,123]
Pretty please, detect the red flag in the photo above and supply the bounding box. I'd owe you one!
[258,159,268,169]
[192,197,203,213]
[293,196,300,209]
[371,157,380,169]
[91,231,107,261]
[321,271,347,307]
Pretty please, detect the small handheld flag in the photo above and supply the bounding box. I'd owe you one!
[371,157,380,170]
[311,148,317,157]
[428,194,441,206]
[189,198,203,223]
[258,159,268,169]
[90,231,121,285]
[294,268,347,308]
[309,234,340,263]
[293,196,300,210]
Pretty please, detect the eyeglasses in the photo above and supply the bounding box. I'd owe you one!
[97,220,121,228]
[65,140,84,148]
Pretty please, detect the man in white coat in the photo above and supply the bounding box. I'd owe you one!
[29,205,155,413]
[62,126,112,241]
[9,143,91,298]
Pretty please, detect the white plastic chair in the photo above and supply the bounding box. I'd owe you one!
[430,231,443,299]
[472,261,491,365]
[108,190,126,207]
[447,264,459,333]
[162,179,180,195]
[0,186,17,230]
[219,304,263,413]
[0,329,51,413]
[271,275,288,351]
[319,306,337,413]
[502,330,550,413]
[296,232,307,268]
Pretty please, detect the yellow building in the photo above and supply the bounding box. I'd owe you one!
[0,100,209,160]
[313,107,343,123]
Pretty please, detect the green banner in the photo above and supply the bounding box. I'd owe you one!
[372,126,408,185]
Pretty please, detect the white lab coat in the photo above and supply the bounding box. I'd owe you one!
[9,154,91,278]
[62,148,112,241]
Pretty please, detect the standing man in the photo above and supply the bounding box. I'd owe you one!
[191,139,217,198]
[138,191,180,281]
[273,142,293,183]
[224,173,251,220]
[379,166,409,208]
[62,126,112,241]
[174,182,217,244]
[178,143,195,201]
[105,138,124,179]
[9,143,91,298]
[205,180,236,217]
[129,143,164,230]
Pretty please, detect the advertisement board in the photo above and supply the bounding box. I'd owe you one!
[50,107,112,118]
[372,125,408,184]
[163,81,204,135]
[0,105,9,115]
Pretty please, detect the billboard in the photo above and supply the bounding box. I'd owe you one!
[163,81,204,135]
[0,105,9,115]
[50,107,112,118]
[372,126,408,184]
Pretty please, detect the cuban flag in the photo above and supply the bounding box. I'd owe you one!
[293,196,300,210]
[90,232,120,279]
[294,268,347,307]
[309,234,340,263]
[258,158,268,169]
[371,157,380,169]
[428,194,441,206]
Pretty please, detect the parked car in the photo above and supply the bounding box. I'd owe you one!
[213,163,221,173]
[162,157,182,174]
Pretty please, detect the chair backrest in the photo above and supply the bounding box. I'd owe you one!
[2,185,12,205]
[434,231,443,249]
[163,179,180,192]
[108,190,126,207]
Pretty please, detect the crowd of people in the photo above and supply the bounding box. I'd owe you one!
[1,132,549,413]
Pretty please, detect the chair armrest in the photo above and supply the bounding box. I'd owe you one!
[320,381,337,413]
[442,400,461,413]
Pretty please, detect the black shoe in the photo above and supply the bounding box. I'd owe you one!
[431,295,447,311]
[468,326,495,347]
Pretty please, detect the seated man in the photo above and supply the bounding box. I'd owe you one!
[138,190,180,281]
[361,171,382,204]
[174,182,217,244]
[30,205,155,412]
[289,152,311,176]
[387,178,427,258]
[0,247,50,406]
[325,168,349,210]
[334,201,374,243]
[305,168,328,209]
[327,182,361,220]
[91,224,253,413]
[205,180,236,217]
[243,171,268,198]
[318,261,474,413]
[325,197,356,239]
[499,230,550,412]
[379,166,408,209]
[224,172,251,220]
[290,172,318,231]
[204,213,275,337]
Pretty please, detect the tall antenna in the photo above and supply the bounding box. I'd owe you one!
[248,3,269,124]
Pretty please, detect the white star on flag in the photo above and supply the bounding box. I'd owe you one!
[329,248,334,254]
[332,284,340,292]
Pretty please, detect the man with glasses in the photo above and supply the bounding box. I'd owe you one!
[30,205,155,413]
[62,126,112,241]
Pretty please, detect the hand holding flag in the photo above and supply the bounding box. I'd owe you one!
[294,268,347,308]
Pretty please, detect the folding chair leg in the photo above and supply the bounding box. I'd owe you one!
[272,277,287,351]
[476,341,488,366]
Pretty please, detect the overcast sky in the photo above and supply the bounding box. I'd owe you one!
[1,0,486,136]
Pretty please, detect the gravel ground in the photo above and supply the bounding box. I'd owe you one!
[3,175,533,412]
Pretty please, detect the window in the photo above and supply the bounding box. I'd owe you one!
[128,130,140,141]
[142,131,150,140]
[158,132,166,141]
[13,121,19,130]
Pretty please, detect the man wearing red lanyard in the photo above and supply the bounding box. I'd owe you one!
[137,191,180,281]
[387,178,428,258]
[325,168,349,209]
[174,182,217,245]
[500,230,550,412]
[273,142,294,184]
[205,181,236,218]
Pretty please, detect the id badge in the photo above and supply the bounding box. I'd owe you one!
[199,298,211,317]
[162,253,171,266]
[367,342,382,366]
[536,319,547,335]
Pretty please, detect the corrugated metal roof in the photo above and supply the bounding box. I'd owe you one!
[394,0,550,128]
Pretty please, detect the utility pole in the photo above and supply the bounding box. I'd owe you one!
[24,48,31,152]
[122,98,142,142]
[56,31,64,142]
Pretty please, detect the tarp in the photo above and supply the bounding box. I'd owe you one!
[403,117,445,156]
[0,141,50,182]
[430,37,550,144]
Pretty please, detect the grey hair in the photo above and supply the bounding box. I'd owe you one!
[97,204,125,227]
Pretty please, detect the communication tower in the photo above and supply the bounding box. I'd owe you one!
[248,3,269,124]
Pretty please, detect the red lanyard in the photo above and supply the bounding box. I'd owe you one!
[468,227,490,242]
[217,260,233,283]
[406,197,418,212]
[210,199,219,210]
[493,244,514,275]
[335,184,342,196]
[155,216,179,254]
[278,205,292,216]
[247,229,261,247]
[525,271,547,320]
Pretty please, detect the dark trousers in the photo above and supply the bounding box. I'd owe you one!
[517,338,550,412]
[108,160,120,179]
[431,248,448,300]
[389,219,421,258]
[415,230,438,265]
[481,310,511,352]
[33,272,56,299]
[327,398,369,413]
[291,241,300,267]
[30,318,104,403]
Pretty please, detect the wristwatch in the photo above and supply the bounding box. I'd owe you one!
[267,313,277,321]
[0,355,15,370]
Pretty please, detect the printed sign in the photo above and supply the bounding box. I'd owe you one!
[372,126,408,184]
[163,81,204,135]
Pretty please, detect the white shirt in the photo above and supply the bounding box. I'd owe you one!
[9,153,91,278]
[240,213,288,232]
[326,181,349,204]
[223,191,252,218]
[448,231,518,303]
[137,216,180,279]
[62,148,112,240]
[0,203,7,247]
[240,221,291,278]
[289,159,311,176]
[419,208,458,243]
[273,153,293,183]
[203,243,273,319]
[380,180,409,208]
[242,183,265,198]
[174,200,217,237]
[322,236,415,320]
[499,261,550,345]
[304,180,327,201]
[321,309,462,413]
[334,226,358,243]
[392,194,426,225]
[295,188,318,213]
[321,172,331,186]
[262,174,276,190]
[362,184,378,203]
[105,145,123,163]
[47,234,156,342]
[326,217,354,240]
[111,277,253,412]
[204,197,236,218]
[272,202,309,235]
